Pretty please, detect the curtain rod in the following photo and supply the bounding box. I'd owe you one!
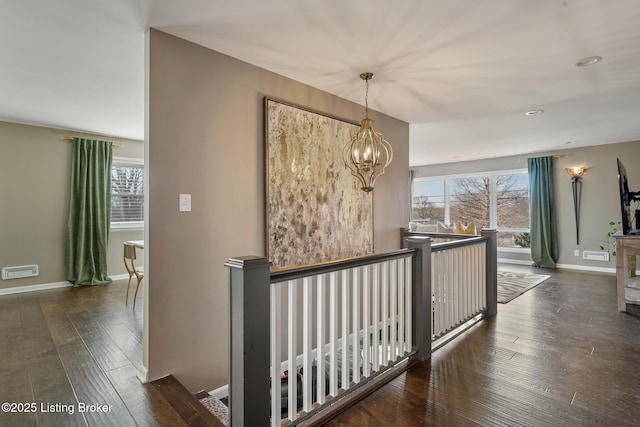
[63,136,122,148]
[518,154,565,162]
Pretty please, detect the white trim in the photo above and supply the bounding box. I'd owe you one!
[136,367,149,384]
[113,156,144,165]
[555,263,616,275]
[111,221,144,231]
[498,247,531,254]
[498,260,617,274]
[498,258,532,266]
[208,385,229,400]
[413,167,527,181]
[0,274,130,296]
[0,281,71,295]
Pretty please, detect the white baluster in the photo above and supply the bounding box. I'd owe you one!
[460,247,464,323]
[397,257,405,355]
[317,274,326,404]
[452,247,456,327]
[381,261,389,365]
[446,249,453,331]
[476,245,481,312]
[352,267,360,384]
[405,257,412,352]
[435,251,442,337]
[329,271,339,396]
[437,251,443,336]
[390,260,397,360]
[287,280,297,420]
[362,264,370,377]
[372,262,380,371]
[303,277,312,412]
[341,269,350,389]
[481,244,487,308]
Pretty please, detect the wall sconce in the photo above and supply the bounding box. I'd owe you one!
[566,166,587,244]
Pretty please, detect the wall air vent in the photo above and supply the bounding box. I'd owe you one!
[582,251,609,262]
[2,264,39,280]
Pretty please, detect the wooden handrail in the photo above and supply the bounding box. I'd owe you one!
[431,235,488,252]
[270,248,416,283]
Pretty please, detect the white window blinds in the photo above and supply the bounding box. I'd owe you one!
[111,160,144,223]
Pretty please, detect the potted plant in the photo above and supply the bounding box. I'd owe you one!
[600,220,636,277]
[599,221,621,256]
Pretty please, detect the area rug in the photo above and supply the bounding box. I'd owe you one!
[199,395,228,426]
[497,270,550,303]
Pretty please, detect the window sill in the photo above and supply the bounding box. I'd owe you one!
[111,222,144,231]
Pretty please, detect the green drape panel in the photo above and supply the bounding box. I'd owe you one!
[66,138,113,286]
[528,156,559,268]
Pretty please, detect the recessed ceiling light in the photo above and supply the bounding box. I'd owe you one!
[574,56,602,67]
[526,109,544,116]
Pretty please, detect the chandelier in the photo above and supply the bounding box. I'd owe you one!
[343,72,393,192]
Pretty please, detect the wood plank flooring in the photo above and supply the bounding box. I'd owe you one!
[0,279,222,427]
[324,265,640,427]
[3,266,639,426]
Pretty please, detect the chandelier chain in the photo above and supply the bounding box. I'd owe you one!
[365,78,369,117]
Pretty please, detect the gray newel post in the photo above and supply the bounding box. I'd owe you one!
[225,256,272,427]
[481,229,498,318]
[406,236,432,361]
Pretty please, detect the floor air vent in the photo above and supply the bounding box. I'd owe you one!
[2,264,39,280]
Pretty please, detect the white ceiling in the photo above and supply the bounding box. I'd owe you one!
[2,0,640,166]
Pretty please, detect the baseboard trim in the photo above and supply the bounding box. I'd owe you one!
[497,258,532,266]
[0,281,72,295]
[208,384,229,400]
[0,274,131,296]
[555,263,616,275]
[137,366,149,384]
[499,258,616,275]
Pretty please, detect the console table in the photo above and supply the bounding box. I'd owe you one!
[614,234,640,312]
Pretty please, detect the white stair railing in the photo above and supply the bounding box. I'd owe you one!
[431,237,487,339]
[268,254,415,426]
[226,230,496,427]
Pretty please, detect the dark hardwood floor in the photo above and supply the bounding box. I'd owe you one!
[3,266,639,426]
[325,265,640,427]
[0,279,222,427]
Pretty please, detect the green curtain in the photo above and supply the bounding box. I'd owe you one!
[66,138,113,286]
[528,156,558,268]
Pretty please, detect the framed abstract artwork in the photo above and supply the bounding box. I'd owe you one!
[264,97,373,270]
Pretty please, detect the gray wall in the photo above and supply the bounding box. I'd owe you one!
[412,140,640,271]
[0,121,144,291]
[147,29,410,392]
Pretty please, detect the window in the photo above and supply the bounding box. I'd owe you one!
[450,176,491,229]
[496,172,529,248]
[111,157,144,228]
[412,179,445,224]
[412,170,529,249]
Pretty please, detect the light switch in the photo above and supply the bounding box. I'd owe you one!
[179,194,191,212]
